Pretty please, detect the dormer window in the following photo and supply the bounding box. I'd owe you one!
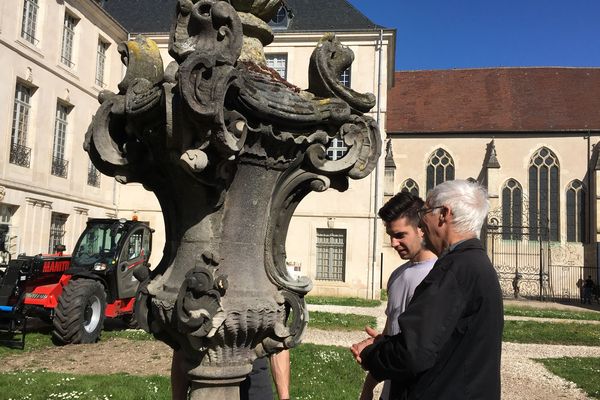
[269,5,291,30]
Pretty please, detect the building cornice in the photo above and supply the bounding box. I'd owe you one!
[1,179,114,211]
[1,37,105,100]
[65,0,128,42]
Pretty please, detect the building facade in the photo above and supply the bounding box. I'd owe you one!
[0,0,127,257]
[385,68,600,300]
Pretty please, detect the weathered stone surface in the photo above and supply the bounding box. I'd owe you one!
[84,0,381,398]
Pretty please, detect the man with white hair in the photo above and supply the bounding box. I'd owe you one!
[351,180,503,400]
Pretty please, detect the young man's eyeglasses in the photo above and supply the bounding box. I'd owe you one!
[418,206,444,220]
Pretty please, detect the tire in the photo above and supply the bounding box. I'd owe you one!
[52,279,106,345]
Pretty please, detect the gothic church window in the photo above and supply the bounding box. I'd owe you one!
[528,147,560,241]
[426,148,454,192]
[400,179,419,197]
[501,179,523,240]
[566,180,585,242]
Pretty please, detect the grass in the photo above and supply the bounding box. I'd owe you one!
[0,371,170,399]
[0,344,365,400]
[380,289,388,301]
[0,328,154,360]
[102,329,154,341]
[305,295,381,308]
[538,357,600,399]
[308,311,376,331]
[288,343,365,400]
[503,320,600,346]
[0,332,54,359]
[504,305,600,321]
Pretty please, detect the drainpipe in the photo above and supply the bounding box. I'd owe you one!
[369,29,384,299]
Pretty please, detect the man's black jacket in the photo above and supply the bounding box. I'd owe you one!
[361,238,503,400]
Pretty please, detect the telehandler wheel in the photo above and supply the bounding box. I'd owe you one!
[52,279,106,344]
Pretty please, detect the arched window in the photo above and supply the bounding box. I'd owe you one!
[528,147,560,241]
[426,148,454,192]
[400,179,419,197]
[566,180,585,242]
[501,179,523,240]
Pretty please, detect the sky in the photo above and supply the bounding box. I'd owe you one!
[348,0,600,71]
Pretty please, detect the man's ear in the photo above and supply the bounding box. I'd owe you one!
[439,206,450,223]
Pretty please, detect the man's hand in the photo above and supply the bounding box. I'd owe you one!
[350,326,381,364]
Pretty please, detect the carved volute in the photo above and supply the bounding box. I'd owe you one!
[84,1,381,398]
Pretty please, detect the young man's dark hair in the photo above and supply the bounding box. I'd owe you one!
[378,192,424,226]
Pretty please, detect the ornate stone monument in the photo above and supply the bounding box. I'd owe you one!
[84,0,380,398]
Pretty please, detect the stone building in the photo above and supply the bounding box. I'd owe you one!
[0,0,396,298]
[384,67,600,300]
[0,0,127,256]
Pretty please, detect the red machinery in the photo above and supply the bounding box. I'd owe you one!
[0,218,152,347]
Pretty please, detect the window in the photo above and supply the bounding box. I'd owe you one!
[269,5,290,29]
[426,148,454,192]
[501,179,523,240]
[1,205,16,257]
[125,231,143,260]
[61,13,77,68]
[87,161,101,187]
[266,54,287,80]
[400,179,419,197]
[566,180,585,242]
[21,0,39,45]
[0,205,15,225]
[528,147,560,241]
[51,103,69,178]
[316,229,346,281]
[384,167,395,195]
[383,140,396,195]
[10,83,33,168]
[326,137,348,161]
[49,213,68,253]
[339,68,351,88]
[96,40,108,87]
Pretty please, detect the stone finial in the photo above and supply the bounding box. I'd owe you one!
[486,139,501,169]
[385,139,396,169]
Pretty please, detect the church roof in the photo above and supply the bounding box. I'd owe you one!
[387,67,600,134]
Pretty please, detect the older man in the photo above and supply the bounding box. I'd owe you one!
[351,180,503,400]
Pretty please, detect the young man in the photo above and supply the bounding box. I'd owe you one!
[360,192,437,400]
[352,180,503,400]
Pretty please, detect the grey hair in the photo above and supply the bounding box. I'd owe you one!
[426,180,489,237]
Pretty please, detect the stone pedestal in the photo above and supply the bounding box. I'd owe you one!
[84,1,381,398]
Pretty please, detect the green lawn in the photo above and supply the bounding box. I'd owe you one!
[503,320,600,346]
[504,305,600,321]
[288,343,365,400]
[0,344,365,400]
[538,357,600,399]
[305,295,381,308]
[0,332,54,359]
[309,311,376,331]
[0,371,170,400]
